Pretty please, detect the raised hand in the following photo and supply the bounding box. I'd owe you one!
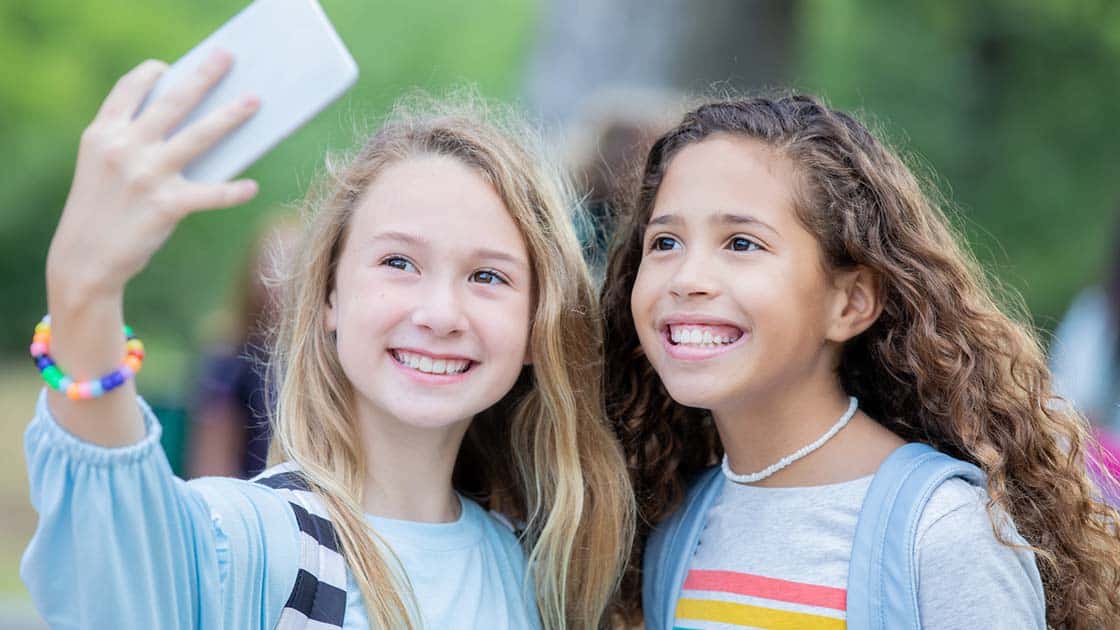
[43,50,259,446]
[48,50,260,300]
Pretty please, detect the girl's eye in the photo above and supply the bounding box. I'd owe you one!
[650,236,681,251]
[728,236,761,252]
[470,269,507,285]
[381,256,418,273]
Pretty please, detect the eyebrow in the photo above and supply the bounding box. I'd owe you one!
[646,212,779,235]
[367,231,528,269]
[368,230,428,247]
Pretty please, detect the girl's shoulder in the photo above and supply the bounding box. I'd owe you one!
[916,477,1023,548]
[914,477,1046,623]
[916,477,987,534]
[187,471,303,608]
[188,471,300,534]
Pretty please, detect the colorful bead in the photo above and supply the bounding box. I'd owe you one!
[29,315,145,400]
[102,371,125,391]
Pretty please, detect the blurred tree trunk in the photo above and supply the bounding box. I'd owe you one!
[523,0,796,124]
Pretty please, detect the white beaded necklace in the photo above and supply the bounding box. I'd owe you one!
[721,396,859,484]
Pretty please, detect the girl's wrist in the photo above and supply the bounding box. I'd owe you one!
[46,277,125,326]
[45,253,126,315]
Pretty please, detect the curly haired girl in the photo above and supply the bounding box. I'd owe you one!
[603,94,1120,629]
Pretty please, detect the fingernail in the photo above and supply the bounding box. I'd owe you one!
[243,94,260,109]
[205,48,231,69]
[242,180,259,195]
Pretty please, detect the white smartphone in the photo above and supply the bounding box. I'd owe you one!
[141,0,359,182]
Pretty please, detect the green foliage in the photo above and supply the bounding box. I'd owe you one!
[4,0,1117,384]
[797,0,1120,330]
[0,0,536,392]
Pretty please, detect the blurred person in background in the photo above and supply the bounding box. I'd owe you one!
[187,216,298,479]
[562,89,679,275]
[1050,206,1120,503]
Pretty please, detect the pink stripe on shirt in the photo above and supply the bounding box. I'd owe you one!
[683,569,847,611]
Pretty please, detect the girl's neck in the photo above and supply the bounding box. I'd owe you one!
[712,377,903,487]
[354,402,471,523]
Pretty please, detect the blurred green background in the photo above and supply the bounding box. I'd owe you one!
[1,0,1118,623]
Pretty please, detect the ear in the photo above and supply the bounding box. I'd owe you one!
[825,265,882,344]
[325,289,338,333]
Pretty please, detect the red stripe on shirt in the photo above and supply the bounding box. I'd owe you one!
[682,569,847,611]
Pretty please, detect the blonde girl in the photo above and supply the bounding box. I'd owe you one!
[602,94,1120,628]
[22,52,632,629]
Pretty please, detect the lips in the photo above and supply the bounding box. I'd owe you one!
[656,316,748,361]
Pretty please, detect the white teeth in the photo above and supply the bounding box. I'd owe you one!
[394,351,469,375]
[668,326,743,347]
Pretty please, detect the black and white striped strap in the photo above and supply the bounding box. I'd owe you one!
[254,462,349,629]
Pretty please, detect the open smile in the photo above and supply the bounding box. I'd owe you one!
[389,348,476,382]
[659,320,748,360]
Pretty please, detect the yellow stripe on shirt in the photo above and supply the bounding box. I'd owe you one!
[676,598,846,630]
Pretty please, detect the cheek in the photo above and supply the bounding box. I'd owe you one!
[336,280,407,335]
[630,263,659,323]
[479,295,533,358]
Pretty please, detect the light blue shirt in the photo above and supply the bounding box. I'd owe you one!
[21,390,539,629]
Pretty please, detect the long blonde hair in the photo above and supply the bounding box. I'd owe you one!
[267,92,634,629]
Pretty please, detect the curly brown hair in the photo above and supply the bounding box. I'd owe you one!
[602,94,1120,628]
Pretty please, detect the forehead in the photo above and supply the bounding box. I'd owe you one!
[651,134,800,225]
[348,155,528,257]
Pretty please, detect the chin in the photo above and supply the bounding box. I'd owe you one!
[660,379,725,412]
[390,409,473,431]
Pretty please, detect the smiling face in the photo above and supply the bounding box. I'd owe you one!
[630,135,847,415]
[326,155,533,431]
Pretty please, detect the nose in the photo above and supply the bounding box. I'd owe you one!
[410,282,469,336]
[667,250,719,299]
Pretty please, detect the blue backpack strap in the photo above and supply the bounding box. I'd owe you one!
[642,466,723,630]
[846,443,985,630]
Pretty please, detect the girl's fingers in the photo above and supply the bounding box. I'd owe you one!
[161,92,259,171]
[176,178,259,214]
[133,49,233,140]
[94,60,168,125]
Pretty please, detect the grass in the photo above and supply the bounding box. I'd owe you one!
[0,364,43,599]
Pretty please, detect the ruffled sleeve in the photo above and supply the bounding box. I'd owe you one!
[20,389,299,629]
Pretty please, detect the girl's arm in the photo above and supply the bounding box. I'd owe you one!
[21,390,299,629]
[22,55,292,628]
[44,51,259,446]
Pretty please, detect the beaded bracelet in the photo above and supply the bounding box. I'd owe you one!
[29,315,145,400]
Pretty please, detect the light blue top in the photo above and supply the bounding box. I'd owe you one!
[20,390,539,629]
